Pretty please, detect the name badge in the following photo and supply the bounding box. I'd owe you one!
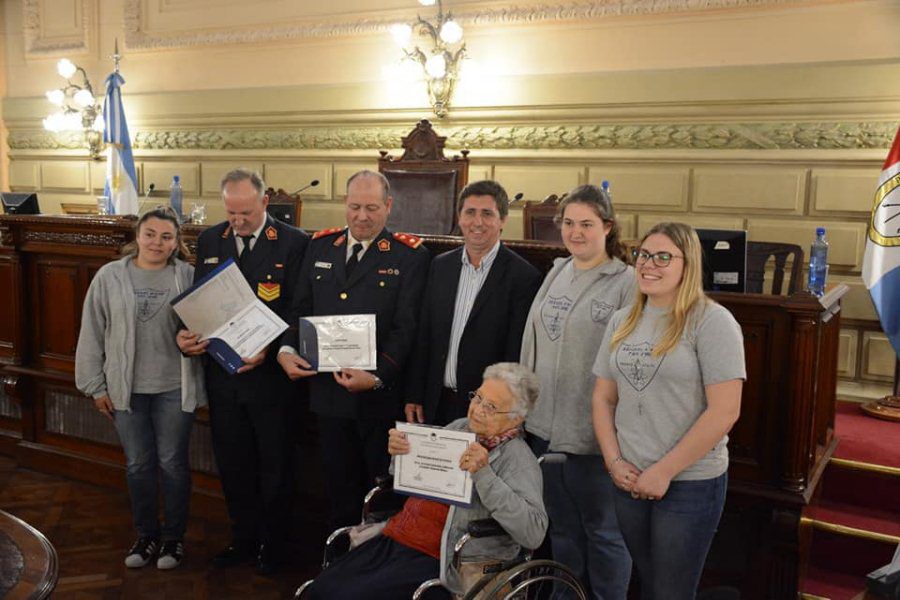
[315,261,332,269]
[204,257,219,265]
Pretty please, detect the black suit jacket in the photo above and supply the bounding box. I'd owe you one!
[283,227,431,420]
[194,217,309,398]
[405,244,541,423]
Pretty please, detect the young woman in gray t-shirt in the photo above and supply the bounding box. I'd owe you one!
[592,222,746,600]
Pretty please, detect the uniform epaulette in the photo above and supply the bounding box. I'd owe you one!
[393,232,423,249]
[312,227,344,240]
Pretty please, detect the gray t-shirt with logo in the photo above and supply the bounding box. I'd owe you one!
[593,300,746,480]
[128,262,182,394]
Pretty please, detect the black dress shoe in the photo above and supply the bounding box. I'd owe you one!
[255,543,279,576]
[212,543,256,568]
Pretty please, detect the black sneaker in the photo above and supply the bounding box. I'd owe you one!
[124,537,159,568]
[156,540,184,570]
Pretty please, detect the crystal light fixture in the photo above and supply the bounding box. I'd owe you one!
[391,0,466,118]
[43,58,104,159]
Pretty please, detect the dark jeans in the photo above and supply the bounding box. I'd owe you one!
[305,535,446,600]
[613,472,727,600]
[530,436,632,600]
[114,389,195,541]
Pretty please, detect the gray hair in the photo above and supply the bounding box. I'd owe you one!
[220,167,266,200]
[482,362,540,419]
[347,170,390,203]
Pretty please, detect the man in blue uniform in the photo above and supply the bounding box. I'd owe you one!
[277,170,430,530]
[176,168,309,574]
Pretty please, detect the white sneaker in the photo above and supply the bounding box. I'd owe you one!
[156,540,184,570]
[124,537,159,568]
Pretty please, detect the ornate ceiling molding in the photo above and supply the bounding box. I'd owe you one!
[23,0,93,55]
[124,0,801,50]
[9,121,897,152]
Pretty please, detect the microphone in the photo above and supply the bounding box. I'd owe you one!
[291,179,320,195]
[137,183,156,215]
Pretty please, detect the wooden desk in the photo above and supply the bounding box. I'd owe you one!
[0,215,847,599]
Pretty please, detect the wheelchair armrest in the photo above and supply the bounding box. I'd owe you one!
[374,475,394,489]
[467,518,505,538]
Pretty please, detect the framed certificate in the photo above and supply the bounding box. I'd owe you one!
[298,314,377,372]
[393,422,477,507]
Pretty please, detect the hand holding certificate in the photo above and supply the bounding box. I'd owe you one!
[392,422,477,507]
[171,258,288,374]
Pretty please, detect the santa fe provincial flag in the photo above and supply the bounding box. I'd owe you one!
[862,126,900,357]
[102,72,139,215]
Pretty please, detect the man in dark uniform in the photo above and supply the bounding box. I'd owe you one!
[277,170,430,531]
[176,168,308,574]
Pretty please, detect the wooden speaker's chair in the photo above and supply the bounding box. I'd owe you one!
[746,241,805,295]
[265,187,302,227]
[523,194,564,246]
[378,119,469,235]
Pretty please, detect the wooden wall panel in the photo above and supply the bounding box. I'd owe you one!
[32,259,81,370]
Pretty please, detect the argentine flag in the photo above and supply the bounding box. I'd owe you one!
[102,72,139,215]
[862,126,900,357]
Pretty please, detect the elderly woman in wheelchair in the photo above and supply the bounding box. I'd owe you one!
[298,362,584,599]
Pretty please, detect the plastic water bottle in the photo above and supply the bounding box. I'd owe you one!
[169,175,183,221]
[807,227,829,297]
[601,180,611,198]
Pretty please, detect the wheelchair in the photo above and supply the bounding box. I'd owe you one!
[294,469,587,600]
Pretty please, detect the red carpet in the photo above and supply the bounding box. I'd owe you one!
[799,401,899,599]
[831,401,900,468]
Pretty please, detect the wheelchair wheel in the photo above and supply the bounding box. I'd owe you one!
[466,559,587,600]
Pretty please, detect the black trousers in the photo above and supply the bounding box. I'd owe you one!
[305,535,446,600]
[434,387,470,426]
[208,382,291,546]
[317,415,393,531]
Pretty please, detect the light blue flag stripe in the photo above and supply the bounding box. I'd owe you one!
[102,72,139,214]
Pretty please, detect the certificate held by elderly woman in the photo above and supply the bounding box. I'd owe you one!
[394,422,477,507]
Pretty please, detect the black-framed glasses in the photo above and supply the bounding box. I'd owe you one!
[468,391,513,417]
[633,249,684,268]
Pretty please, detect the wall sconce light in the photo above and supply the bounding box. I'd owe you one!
[43,58,105,159]
[391,0,466,118]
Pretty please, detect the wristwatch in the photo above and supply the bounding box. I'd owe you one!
[371,375,384,390]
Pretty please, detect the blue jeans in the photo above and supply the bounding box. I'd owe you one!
[114,389,195,541]
[530,436,632,600]
[613,472,727,600]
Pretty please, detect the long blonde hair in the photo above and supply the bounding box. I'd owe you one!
[611,222,707,356]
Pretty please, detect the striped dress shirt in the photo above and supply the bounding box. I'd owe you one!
[443,241,501,389]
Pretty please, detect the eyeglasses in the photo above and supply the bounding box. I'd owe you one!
[633,249,684,268]
[468,391,513,417]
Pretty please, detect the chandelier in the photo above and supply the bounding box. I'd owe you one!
[390,0,466,118]
[42,59,104,159]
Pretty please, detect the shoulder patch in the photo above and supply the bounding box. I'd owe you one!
[393,232,423,249]
[312,227,344,240]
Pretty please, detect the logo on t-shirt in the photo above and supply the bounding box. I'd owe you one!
[541,295,573,341]
[135,287,170,322]
[616,341,664,392]
[590,299,615,323]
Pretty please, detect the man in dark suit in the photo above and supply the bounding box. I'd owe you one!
[277,170,430,530]
[404,180,542,426]
[176,168,308,574]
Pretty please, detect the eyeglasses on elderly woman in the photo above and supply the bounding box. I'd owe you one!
[467,391,514,417]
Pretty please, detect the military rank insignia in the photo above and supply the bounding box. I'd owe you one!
[265,226,278,241]
[257,282,281,301]
[334,234,346,247]
[378,239,391,252]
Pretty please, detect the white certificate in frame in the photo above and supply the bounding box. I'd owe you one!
[393,422,477,507]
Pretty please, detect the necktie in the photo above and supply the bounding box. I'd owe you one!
[346,242,364,276]
[238,234,255,266]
